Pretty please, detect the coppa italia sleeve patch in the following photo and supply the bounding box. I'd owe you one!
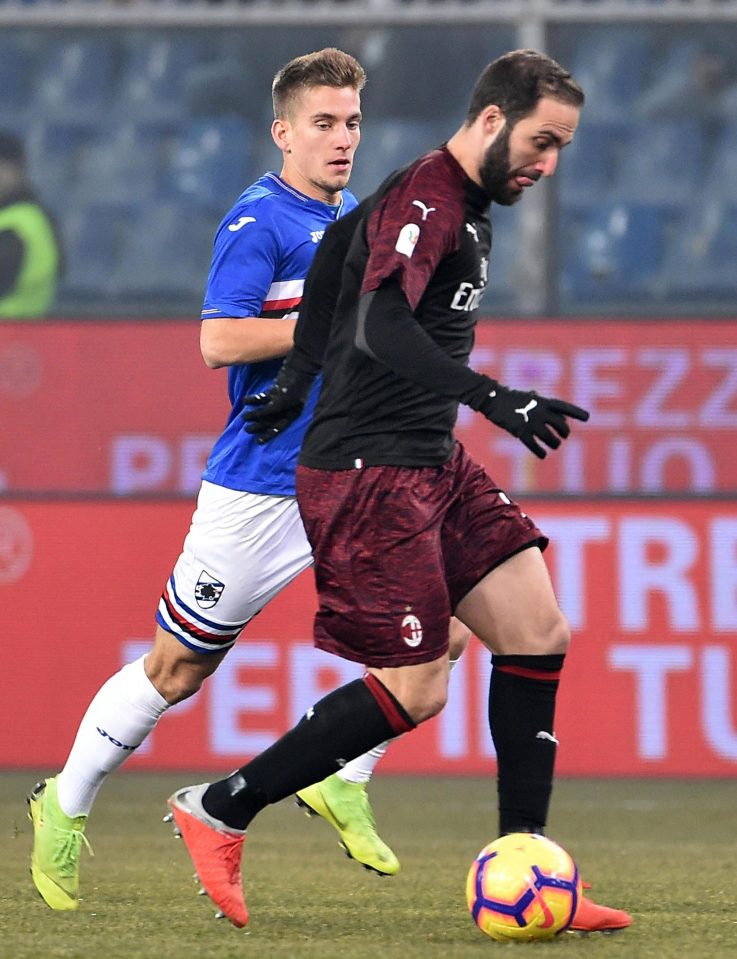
[395,223,420,258]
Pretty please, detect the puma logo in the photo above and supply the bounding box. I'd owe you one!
[515,399,538,423]
[412,200,436,221]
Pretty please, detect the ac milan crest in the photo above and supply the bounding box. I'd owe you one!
[401,613,423,648]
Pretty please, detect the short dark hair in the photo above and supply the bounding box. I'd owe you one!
[272,48,366,120]
[466,49,584,127]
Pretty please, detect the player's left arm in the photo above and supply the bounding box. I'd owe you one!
[356,279,588,459]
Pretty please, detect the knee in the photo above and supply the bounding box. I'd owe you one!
[544,611,571,655]
[406,683,448,725]
[448,617,472,662]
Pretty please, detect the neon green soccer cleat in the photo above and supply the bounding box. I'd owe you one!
[296,774,400,876]
[28,777,92,910]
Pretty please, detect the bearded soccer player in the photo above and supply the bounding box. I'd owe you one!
[166,50,632,933]
[28,47,475,913]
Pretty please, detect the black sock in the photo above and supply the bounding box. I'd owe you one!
[203,675,415,830]
[489,653,564,836]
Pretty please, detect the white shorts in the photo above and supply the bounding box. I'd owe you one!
[156,481,313,654]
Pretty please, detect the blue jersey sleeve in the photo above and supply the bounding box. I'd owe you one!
[201,199,281,319]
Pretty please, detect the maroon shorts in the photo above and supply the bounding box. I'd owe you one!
[296,443,546,668]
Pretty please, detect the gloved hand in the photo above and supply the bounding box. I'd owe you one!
[477,379,589,459]
[243,364,314,443]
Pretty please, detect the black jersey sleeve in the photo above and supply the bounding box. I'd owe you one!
[356,277,492,407]
[243,207,363,439]
[289,205,363,375]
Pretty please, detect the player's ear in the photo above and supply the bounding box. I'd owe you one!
[271,118,291,154]
[481,104,505,137]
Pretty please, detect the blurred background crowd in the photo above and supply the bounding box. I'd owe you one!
[0,1,736,318]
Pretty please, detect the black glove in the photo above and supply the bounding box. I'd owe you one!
[476,378,589,459]
[242,362,315,443]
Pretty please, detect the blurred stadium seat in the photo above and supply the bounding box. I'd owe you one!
[31,37,120,122]
[656,200,737,299]
[0,37,32,128]
[117,36,205,121]
[560,202,673,302]
[111,202,214,301]
[347,118,448,200]
[25,120,93,208]
[558,121,626,208]
[570,29,652,121]
[70,125,160,207]
[705,126,737,206]
[58,204,130,302]
[162,117,253,214]
[612,118,706,206]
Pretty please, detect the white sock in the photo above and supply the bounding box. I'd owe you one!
[56,655,168,818]
[337,656,462,785]
[337,741,390,784]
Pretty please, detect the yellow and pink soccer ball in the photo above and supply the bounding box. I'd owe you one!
[466,833,582,941]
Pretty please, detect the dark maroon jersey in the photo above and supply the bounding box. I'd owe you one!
[299,146,492,469]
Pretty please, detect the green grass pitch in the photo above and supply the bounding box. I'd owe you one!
[3,772,736,958]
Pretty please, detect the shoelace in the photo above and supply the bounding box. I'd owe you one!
[52,825,94,875]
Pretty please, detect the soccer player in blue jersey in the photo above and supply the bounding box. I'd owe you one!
[28,47,470,913]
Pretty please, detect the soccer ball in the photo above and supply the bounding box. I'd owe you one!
[466,833,582,941]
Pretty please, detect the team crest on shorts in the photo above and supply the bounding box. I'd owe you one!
[401,613,423,648]
[194,570,225,609]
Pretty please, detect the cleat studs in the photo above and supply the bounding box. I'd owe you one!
[295,798,313,816]
[162,812,173,823]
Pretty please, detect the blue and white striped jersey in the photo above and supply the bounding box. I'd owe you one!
[200,173,358,495]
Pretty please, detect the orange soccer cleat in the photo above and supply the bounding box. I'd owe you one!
[570,893,632,933]
[166,783,249,928]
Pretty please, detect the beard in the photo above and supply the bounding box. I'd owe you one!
[478,127,523,206]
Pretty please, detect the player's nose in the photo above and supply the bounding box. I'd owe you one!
[335,125,355,149]
[538,150,559,178]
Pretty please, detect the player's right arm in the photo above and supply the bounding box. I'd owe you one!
[199,197,295,369]
[200,316,296,369]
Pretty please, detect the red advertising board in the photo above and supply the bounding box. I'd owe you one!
[1,319,736,495]
[2,499,736,776]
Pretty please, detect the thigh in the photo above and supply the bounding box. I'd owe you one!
[297,464,452,668]
[157,481,313,653]
[455,546,566,655]
[441,447,547,608]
